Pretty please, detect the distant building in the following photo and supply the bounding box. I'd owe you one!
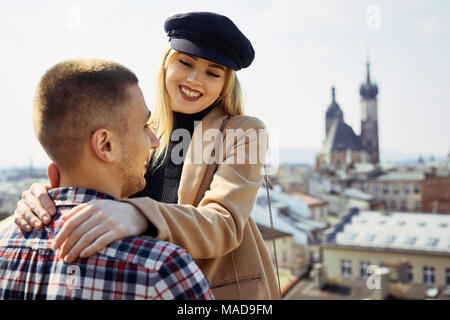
[342,188,385,211]
[287,191,328,224]
[315,62,379,171]
[251,186,328,276]
[283,273,449,300]
[323,209,450,289]
[352,170,425,213]
[271,164,311,193]
[359,62,380,164]
[422,169,450,213]
[256,223,297,293]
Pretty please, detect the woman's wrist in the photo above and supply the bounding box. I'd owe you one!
[120,199,158,237]
[129,204,149,236]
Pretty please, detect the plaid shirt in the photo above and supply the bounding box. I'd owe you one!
[0,187,214,300]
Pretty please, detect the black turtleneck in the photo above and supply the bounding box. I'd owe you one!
[131,104,215,203]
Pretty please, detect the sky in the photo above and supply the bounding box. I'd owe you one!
[0,0,449,168]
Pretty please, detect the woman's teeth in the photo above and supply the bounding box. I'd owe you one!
[180,86,202,98]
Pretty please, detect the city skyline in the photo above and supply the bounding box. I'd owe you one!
[0,0,449,168]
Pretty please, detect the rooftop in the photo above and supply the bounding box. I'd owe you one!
[325,209,450,255]
[373,170,425,182]
[288,191,327,207]
[251,187,328,245]
[257,224,293,241]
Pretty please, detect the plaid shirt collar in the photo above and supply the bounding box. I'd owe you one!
[49,187,116,207]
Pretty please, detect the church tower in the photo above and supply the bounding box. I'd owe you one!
[360,62,379,164]
[325,87,343,138]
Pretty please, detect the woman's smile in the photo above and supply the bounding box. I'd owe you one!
[179,85,203,101]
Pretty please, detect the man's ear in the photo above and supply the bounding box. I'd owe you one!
[47,162,60,188]
[90,128,117,163]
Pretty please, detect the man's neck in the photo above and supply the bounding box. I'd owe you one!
[59,166,122,199]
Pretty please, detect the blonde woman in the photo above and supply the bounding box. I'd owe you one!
[12,12,279,300]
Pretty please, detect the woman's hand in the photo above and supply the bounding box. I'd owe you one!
[14,162,60,232]
[52,199,149,263]
[15,183,56,231]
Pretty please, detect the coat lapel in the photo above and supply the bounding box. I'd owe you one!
[177,106,229,205]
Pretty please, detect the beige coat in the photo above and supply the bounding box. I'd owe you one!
[122,106,279,300]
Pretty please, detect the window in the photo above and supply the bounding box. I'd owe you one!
[360,261,371,279]
[341,259,352,278]
[393,184,399,194]
[405,236,417,246]
[408,265,413,283]
[384,235,396,244]
[373,183,379,194]
[415,201,421,212]
[383,183,390,195]
[345,233,357,241]
[414,184,420,194]
[390,200,397,210]
[423,266,435,286]
[400,200,407,211]
[426,237,439,247]
[403,183,410,194]
[446,269,450,288]
[364,234,376,243]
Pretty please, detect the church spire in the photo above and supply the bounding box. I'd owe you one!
[326,86,343,120]
[360,61,378,100]
[366,62,371,86]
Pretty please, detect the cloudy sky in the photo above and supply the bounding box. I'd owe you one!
[0,0,449,168]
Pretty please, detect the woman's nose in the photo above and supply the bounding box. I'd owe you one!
[187,69,202,86]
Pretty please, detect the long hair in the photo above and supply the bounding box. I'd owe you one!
[150,47,244,167]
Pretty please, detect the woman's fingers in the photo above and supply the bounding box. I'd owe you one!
[60,222,110,262]
[30,183,56,217]
[21,188,51,227]
[52,203,92,250]
[79,231,119,259]
[13,201,33,232]
[15,199,42,230]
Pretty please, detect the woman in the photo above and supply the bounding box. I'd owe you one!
[12,12,279,300]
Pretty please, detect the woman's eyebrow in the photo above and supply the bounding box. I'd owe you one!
[208,63,226,71]
[183,53,225,71]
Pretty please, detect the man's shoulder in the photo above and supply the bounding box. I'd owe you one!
[98,236,190,271]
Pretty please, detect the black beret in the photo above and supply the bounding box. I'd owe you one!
[164,12,255,71]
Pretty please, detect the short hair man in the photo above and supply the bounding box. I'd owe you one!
[0,59,214,300]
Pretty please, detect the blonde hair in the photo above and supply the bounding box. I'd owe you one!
[150,47,244,167]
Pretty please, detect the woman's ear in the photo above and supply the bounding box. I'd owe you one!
[90,128,117,163]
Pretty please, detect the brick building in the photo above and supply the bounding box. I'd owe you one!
[422,169,450,213]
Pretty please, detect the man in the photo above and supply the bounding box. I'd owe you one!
[0,59,214,300]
